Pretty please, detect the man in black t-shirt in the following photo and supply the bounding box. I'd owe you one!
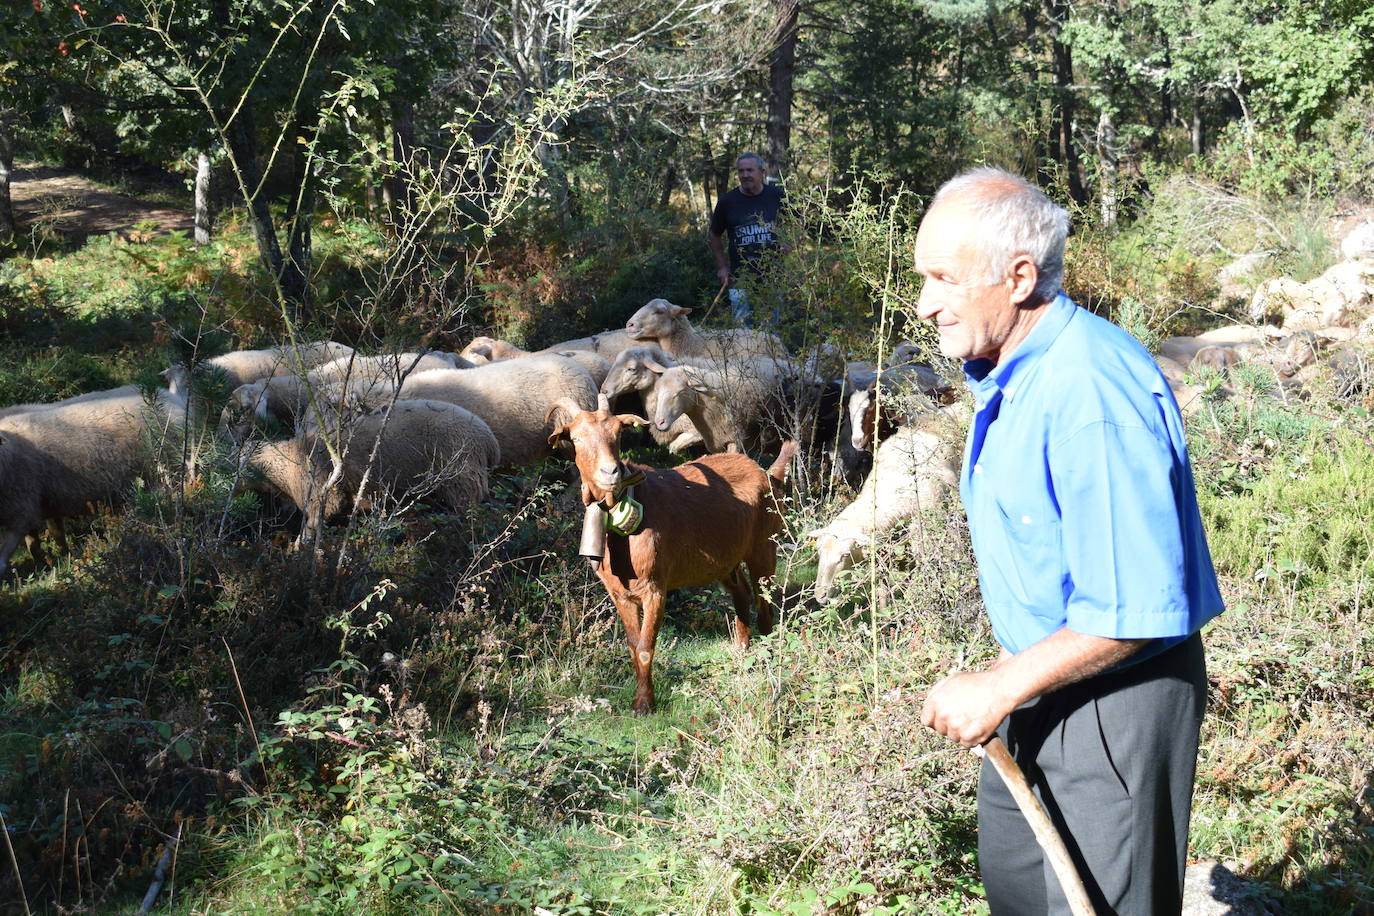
[708,152,786,327]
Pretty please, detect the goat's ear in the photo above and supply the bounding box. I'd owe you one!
[547,424,571,449]
[615,414,649,428]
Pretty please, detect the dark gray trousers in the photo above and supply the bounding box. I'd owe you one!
[978,633,1207,915]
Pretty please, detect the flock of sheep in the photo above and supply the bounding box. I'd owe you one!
[0,299,967,624]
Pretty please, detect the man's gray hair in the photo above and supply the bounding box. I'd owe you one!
[930,167,1070,303]
[736,151,767,171]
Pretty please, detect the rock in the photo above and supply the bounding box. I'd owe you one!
[1197,324,1265,345]
[1182,860,1270,915]
[1162,336,1208,364]
[1318,259,1374,313]
[1341,221,1374,261]
[1215,253,1270,305]
[1269,275,1351,332]
[1248,277,1309,324]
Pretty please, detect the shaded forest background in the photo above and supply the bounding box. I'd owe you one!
[1,0,1373,913]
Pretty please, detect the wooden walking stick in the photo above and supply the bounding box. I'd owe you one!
[981,736,1098,916]
[700,280,729,321]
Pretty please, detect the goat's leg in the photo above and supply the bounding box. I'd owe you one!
[722,566,754,650]
[749,571,775,637]
[631,589,666,714]
[746,544,779,636]
[606,590,654,713]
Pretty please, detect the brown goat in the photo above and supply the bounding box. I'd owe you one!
[549,395,797,713]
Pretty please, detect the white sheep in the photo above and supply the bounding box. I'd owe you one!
[246,399,499,543]
[0,384,144,419]
[386,353,599,466]
[163,340,353,395]
[307,351,465,387]
[459,336,530,364]
[623,298,789,361]
[222,376,374,442]
[0,389,189,577]
[808,413,961,603]
[547,349,612,387]
[599,346,705,452]
[649,356,794,454]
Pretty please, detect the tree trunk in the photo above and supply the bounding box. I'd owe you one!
[1045,0,1085,204]
[1097,108,1118,229]
[390,98,416,220]
[285,108,318,311]
[194,150,212,246]
[766,0,800,173]
[1191,94,1204,155]
[0,120,14,242]
[226,110,304,307]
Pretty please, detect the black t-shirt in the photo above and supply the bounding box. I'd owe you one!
[710,184,785,274]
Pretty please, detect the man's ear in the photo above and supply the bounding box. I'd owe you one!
[1007,253,1040,307]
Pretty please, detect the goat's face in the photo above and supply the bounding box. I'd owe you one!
[548,400,647,503]
[625,298,689,341]
[809,528,869,603]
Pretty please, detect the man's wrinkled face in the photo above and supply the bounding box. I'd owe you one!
[736,158,764,195]
[913,200,1019,364]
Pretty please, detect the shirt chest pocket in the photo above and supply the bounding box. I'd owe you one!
[994,497,1060,547]
[989,495,1066,615]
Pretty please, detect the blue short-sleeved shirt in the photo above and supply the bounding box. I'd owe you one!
[960,293,1224,658]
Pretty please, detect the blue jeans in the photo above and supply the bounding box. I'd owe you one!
[727,285,779,328]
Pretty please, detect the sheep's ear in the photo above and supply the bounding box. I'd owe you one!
[615,414,648,428]
[644,356,668,374]
[805,528,825,540]
[684,366,712,392]
[470,344,492,360]
[671,305,692,318]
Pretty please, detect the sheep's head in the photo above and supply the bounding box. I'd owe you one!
[161,364,191,397]
[625,298,689,341]
[889,340,923,367]
[461,336,501,364]
[650,365,702,433]
[601,346,675,398]
[849,386,875,451]
[547,394,647,504]
[808,526,870,603]
[218,382,266,443]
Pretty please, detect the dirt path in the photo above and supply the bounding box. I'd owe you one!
[9,164,193,242]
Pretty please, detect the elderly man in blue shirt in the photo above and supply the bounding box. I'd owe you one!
[916,168,1224,915]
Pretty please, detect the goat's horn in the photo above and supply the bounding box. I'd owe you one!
[597,392,611,413]
[545,397,586,426]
